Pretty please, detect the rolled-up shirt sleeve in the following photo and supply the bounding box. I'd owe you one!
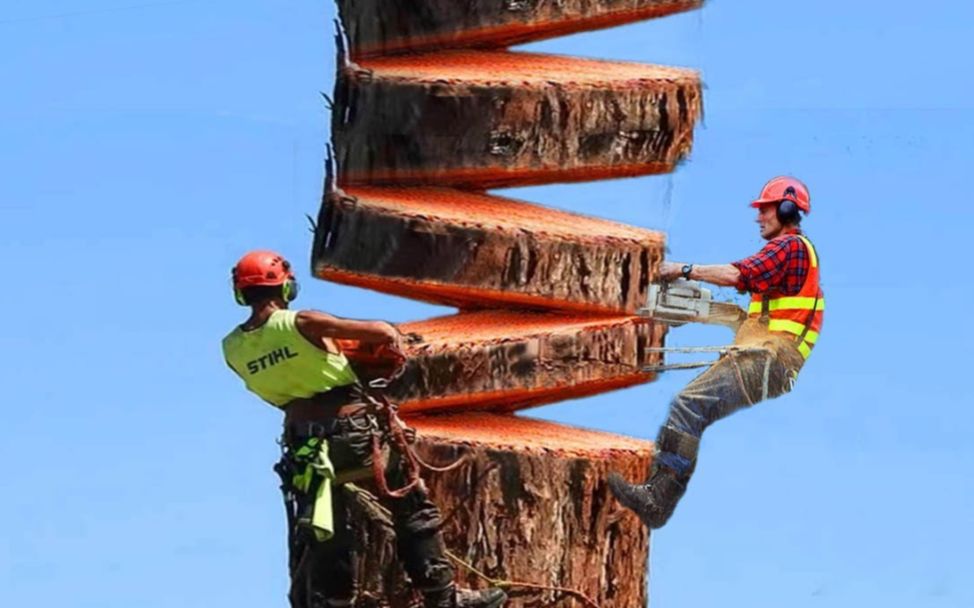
[731,235,809,295]
[732,240,790,294]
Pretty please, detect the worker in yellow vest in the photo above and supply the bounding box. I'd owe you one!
[222,250,506,608]
[610,176,824,528]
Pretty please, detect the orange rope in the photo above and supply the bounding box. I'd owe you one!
[362,386,466,498]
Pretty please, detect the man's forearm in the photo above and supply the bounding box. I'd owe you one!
[326,319,394,342]
[297,310,397,344]
[686,264,741,287]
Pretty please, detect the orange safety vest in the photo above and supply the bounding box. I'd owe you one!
[747,234,824,359]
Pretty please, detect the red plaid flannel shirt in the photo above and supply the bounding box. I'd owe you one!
[731,228,810,295]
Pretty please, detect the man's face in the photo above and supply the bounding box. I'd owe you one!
[756,203,783,240]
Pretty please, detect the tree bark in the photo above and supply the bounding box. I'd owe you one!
[375,310,665,415]
[313,186,664,314]
[342,413,655,608]
[332,51,701,189]
[337,0,702,58]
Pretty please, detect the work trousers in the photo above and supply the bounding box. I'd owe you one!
[282,416,454,608]
[654,340,804,478]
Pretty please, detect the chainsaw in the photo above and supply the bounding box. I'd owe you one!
[638,279,745,329]
[638,279,759,373]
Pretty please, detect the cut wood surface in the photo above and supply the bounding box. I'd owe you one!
[333,51,701,189]
[382,310,664,414]
[338,0,701,57]
[313,186,665,314]
[346,413,654,607]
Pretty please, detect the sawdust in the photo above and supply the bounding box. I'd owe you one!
[733,318,806,371]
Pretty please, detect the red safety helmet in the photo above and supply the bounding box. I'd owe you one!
[231,250,299,305]
[750,176,811,214]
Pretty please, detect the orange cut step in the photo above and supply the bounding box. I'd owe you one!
[337,0,702,58]
[333,50,701,189]
[381,310,664,414]
[313,186,665,314]
[408,411,654,461]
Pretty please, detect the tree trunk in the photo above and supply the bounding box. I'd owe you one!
[343,413,655,608]
[337,0,702,57]
[313,186,664,314]
[333,51,701,189]
[310,3,707,605]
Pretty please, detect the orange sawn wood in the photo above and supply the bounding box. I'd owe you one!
[370,310,666,415]
[313,186,664,314]
[333,51,701,189]
[339,0,702,58]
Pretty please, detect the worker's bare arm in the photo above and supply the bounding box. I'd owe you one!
[659,261,740,287]
[688,264,740,287]
[295,310,401,346]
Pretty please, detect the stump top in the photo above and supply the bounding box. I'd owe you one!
[357,50,698,87]
[409,412,654,458]
[343,186,664,245]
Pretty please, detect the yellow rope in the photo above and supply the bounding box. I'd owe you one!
[445,549,601,608]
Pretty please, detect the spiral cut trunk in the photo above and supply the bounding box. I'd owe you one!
[313,186,665,314]
[371,310,664,415]
[337,0,702,58]
[332,51,701,189]
[344,413,655,608]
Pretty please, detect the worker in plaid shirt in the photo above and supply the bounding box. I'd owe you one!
[611,176,825,529]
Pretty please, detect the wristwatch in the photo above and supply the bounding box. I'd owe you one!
[681,264,694,280]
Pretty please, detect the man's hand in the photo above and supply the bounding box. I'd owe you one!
[374,321,404,351]
[659,261,687,281]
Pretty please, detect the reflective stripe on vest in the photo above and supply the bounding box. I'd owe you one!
[748,234,824,360]
[748,297,825,315]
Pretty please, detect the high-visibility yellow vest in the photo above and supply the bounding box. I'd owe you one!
[222,310,359,407]
[747,234,824,359]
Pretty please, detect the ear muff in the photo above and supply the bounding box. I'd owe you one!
[233,282,295,306]
[777,200,800,225]
[282,278,299,302]
[776,186,802,225]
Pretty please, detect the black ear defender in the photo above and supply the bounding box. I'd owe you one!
[776,186,802,225]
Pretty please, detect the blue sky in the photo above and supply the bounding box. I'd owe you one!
[2,1,973,607]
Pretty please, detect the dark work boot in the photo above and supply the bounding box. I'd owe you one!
[608,467,689,529]
[422,583,507,608]
[608,426,700,528]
